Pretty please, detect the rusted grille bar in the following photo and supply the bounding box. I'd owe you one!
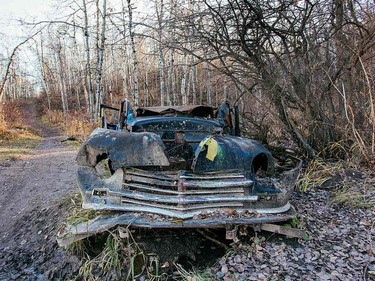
[120,198,245,211]
[182,179,253,189]
[120,168,256,212]
[112,190,258,204]
[122,183,245,195]
[125,174,177,188]
[126,168,178,180]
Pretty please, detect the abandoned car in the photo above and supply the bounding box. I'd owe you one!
[58,100,301,246]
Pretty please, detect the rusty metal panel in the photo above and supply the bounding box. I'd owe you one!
[122,183,245,195]
[192,135,274,173]
[57,207,297,247]
[76,128,169,169]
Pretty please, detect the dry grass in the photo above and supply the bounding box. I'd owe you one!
[332,185,375,208]
[297,141,366,192]
[0,100,24,140]
[297,142,375,209]
[330,169,375,209]
[297,158,344,192]
[174,263,215,281]
[43,110,98,142]
[65,118,97,142]
[64,192,101,226]
[0,134,41,161]
[77,230,149,281]
[0,101,41,160]
[42,110,65,125]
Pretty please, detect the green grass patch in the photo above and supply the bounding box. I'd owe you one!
[0,132,41,161]
[63,140,82,147]
[64,192,102,225]
[332,185,374,208]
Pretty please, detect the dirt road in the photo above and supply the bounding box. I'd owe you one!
[0,103,80,280]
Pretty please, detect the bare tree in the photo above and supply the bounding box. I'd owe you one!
[155,0,168,106]
[95,0,107,115]
[82,0,95,120]
[127,0,139,107]
[0,29,43,101]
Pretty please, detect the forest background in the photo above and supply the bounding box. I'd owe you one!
[0,0,374,162]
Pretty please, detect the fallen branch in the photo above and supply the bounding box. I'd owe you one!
[196,229,229,250]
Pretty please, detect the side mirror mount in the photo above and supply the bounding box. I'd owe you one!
[217,101,233,134]
[233,105,241,137]
[118,99,131,129]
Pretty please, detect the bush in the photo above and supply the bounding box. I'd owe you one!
[43,110,98,142]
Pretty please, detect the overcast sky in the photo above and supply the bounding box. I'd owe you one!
[0,0,149,85]
[0,0,148,41]
[0,0,55,84]
[0,0,55,37]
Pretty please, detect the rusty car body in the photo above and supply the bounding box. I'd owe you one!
[58,100,301,246]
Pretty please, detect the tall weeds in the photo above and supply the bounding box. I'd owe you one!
[0,100,28,140]
[43,110,98,142]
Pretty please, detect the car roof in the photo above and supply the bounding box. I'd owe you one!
[136,105,215,118]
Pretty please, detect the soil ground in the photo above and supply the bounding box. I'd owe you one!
[0,100,373,280]
[0,102,80,280]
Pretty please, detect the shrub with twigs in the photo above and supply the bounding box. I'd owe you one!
[43,110,98,142]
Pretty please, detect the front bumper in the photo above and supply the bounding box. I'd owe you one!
[57,206,297,246]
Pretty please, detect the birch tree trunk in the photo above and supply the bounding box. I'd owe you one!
[144,69,149,106]
[38,34,51,110]
[80,60,90,111]
[190,60,197,104]
[205,61,212,106]
[169,53,176,105]
[121,0,129,99]
[74,38,90,111]
[127,0,139,107]
[82,0,95,120]
[180,54,188,105]
[167,0,176,105]
[54,40,67,114]
[95,0,107,116]
[156,0,166,106]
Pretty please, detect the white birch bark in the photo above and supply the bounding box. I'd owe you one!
[181,54,188,105]
[37,34,51,110]
[121,0,129,99]
[156,0,166,106]
[53,42,67,114]
[169,53,176,105]
[127,0,139,107]
[190,60,197,104]
[205,61,212,106]
[82,0,95,120]
[95,0,107,116]
[167,0,176,105]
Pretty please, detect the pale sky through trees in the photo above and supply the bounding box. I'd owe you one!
[0,0,149,90]
[0,0,52,36]
[0,0,148,45]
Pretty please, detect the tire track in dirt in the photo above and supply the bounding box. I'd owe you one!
[0,101,80,280]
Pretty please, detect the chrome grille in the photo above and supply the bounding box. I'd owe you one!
[121,168,256,211]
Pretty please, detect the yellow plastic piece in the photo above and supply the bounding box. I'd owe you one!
[199,137,219,161]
